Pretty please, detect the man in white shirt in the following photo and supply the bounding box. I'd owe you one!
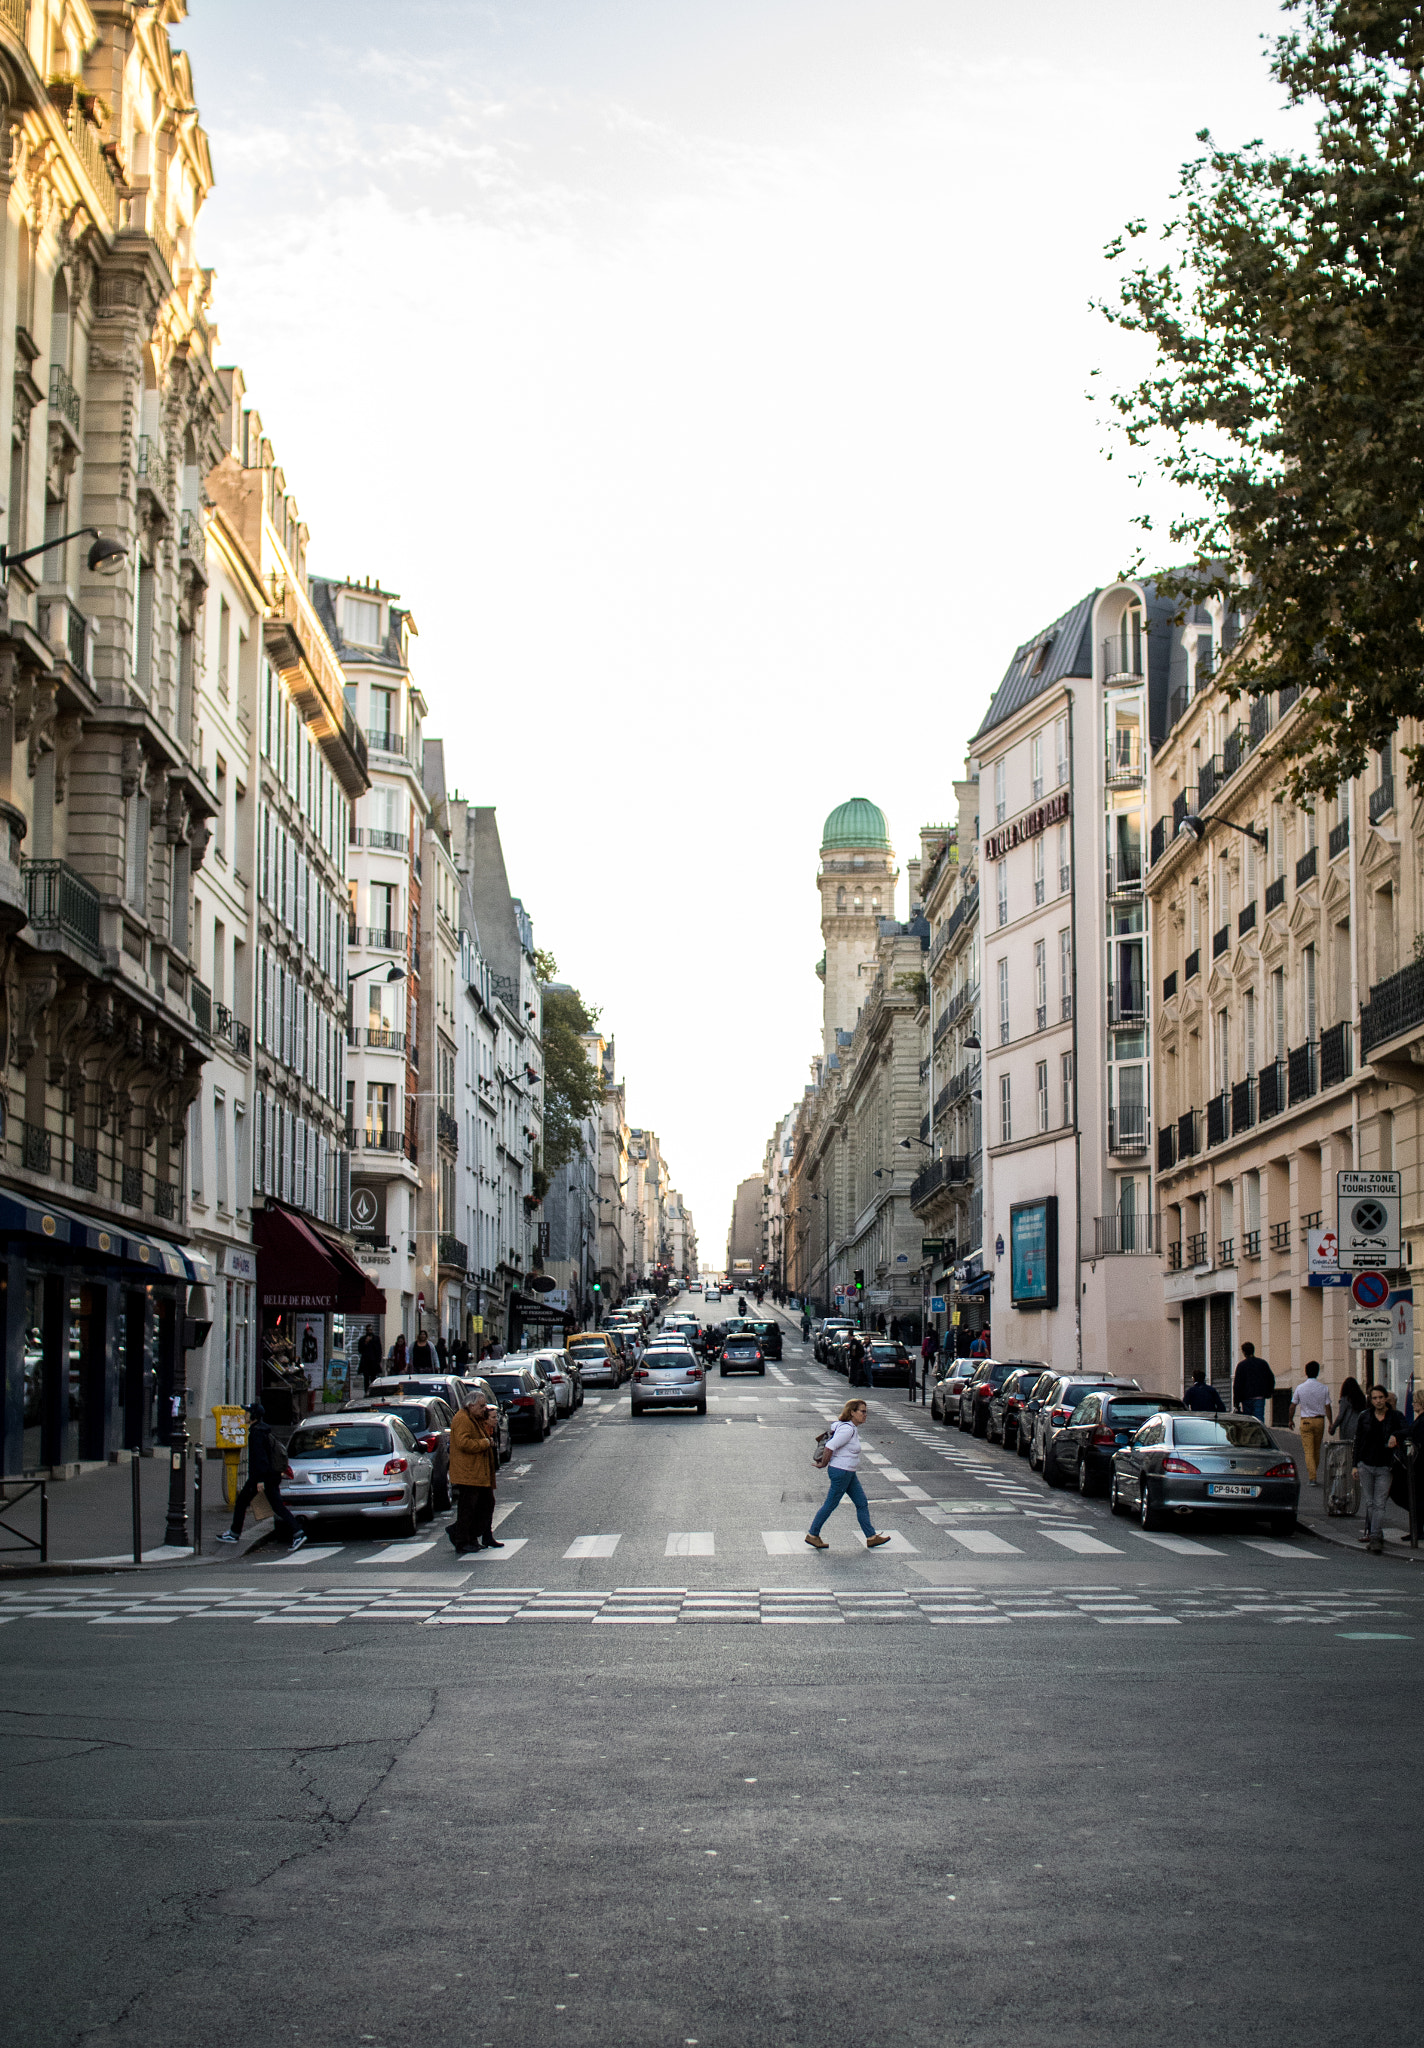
[1290,1360,1333,1483]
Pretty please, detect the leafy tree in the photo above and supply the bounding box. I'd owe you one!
[540,978,604,1176]
[1100,0,1424,795]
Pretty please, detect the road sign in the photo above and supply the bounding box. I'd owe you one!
[929,1295,946,1314]
[1347,1307,1395,1349]
[921,1239,946,1259]
[1352,1270,1390,1309]
[1337,1170,1402,1271]
[1381,1291,1414,1359]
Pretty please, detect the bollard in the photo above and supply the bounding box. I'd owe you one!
[1408,1442,1419,1551]
[130,1451,142,1566]
[193,1449,203,1543]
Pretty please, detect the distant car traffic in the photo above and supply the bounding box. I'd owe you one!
[631,1345,708,1416]
[985,1366,1045,1450]
[719,1335,765,1377]
[749,1318,783,1361]
[866,1341,913,1387]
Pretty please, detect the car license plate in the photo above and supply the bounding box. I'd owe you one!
[1207,1482,1260,1498]
[315,1471,364,1484]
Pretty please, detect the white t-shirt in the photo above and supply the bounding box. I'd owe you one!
[826,1420,862,1471]
[1292,1378,1331,1418]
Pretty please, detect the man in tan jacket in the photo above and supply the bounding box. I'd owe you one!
[448,1392,500,1554]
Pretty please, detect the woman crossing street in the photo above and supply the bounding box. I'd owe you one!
[806,1399,892,1551]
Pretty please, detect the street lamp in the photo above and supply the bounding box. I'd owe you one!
[0,527,128,577]
[1178,814,1267,848]
[897,1136,933,1151]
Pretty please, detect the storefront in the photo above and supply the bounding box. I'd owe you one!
[252,1201,385,1425]
[0,1191,212,1477]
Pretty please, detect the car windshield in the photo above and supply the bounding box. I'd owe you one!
[871,1345,902,1358]
[1105,1400,1179,1423]
[485,1375,529,1394]
[290,1425,391,1459]
[646,1353,692,1367]
[373,1380,447,1397]
[1173,1417,1276,1448]
[359,1404,435,1431]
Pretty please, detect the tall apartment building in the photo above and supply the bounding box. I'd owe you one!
[310,576,425,1350]
[596,1043,630,1300]
[974,583,1173,1380]
[0,8,228,1476]
[1149,614,1420,1408]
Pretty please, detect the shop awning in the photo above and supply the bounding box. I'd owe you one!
[0,1191,209,1281]
[958,1270,994,1297]
[314,1226,386,1318]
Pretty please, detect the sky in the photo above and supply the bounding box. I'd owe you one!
[177,0,1308,1258]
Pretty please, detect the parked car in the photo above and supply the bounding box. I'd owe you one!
[631,1344,709,1416]
[1110,1411,1300,1532]
[530,1350,580,1416]
[341,1394,456,1506]
[866,1340,913,1387]
[957,1359,1039,1437]
[284,1414,434,1536]
[1052,1389,1189,1496]
[930,1357,978,1424]
[985,1366,1045,1450]
[483,1366,553,1440]
[368,1373,474,1417]
[815,1318,854,1364]
[568,1333,622,1386]
[719,1334,765,1377]
[749,1319,783,1361]
[1013,1369,1058,1459]
[1030,1374,1142,1481]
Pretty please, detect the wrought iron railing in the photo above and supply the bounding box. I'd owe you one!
[1108,1106,1149,1155]
[1185,1232,1209,1266]
[1258,1058,1285,1121]
[23,859,101,955]
[1232,1076,1256,1136]
[1206,1091,1228,1148]
[437,1107,459,1150]
[1094,1212,1160,1256]
[1162,970,1177,1003]
[1157,1124,1176,1172]
[190,978,212,1037]
[1184,948,1200,982]
[1288,1040,1318,1105]
[1177,1109,1199,1159]
[439,1233,467,1269]
[910,1158,948,1209]
[1212,923,1230,959]
[1369,779,1395,824]
[1320,1018,1353,1089]
[366,728,406,757]
[47,362,80,434]
[1328,817,1350,861]
[1361,960,1424,1057]
[1238,900,1256,936]
[1265,875,1286,913]
[1296,844,1317,886]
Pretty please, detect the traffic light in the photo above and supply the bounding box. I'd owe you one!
[592,1282,601,1293]
[854,1269,864,1292]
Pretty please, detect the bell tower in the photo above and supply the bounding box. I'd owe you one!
[817,797,897,1062]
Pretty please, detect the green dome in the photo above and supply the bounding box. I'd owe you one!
[821,797,891,852]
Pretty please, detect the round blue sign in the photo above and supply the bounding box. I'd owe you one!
[1351,1270,1389,1308]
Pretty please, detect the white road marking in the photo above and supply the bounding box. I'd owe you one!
[465,1538,528,1559]
[768,1365,792,1384]
[260,1545,345,1565]
[762,1531,813,1554]
[368,1540,440,1563]
[666,1532,716,1556]
[1039,1530,1124,1556]
[858,1530,918,1552]
[1242,1540,1324,1559]
[943,1529,1023,1556]
[564,1534,622,1559]
[897,1485,932,1501]
[880,1469,910,1483]
[491,1502,522,1529]
[1133,1531,1228,1556]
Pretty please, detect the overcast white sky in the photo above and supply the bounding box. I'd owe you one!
[180,0,1304,1257]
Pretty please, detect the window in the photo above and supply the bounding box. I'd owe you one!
[1033,836,1045,906]
[124,792,149,914]
[1058,928,1072,1020]
[1272,967,1286,1061]
[998,958,1010,1045]
[1215,1007,1229,1094]
[1243,987,1256,1075]
[1031,732,1044,801]
[216,597,230,699]
[366,1081,395,1145]
[993,759,1007,825]
[1055,716,1069,787]
[341,595,382,647]
[999,1073,1012,1145]
[1036,1060,1049,1133]
[1304,944,1317,1042]
[189,1098,204,1201]
[1058,821,1070,894]
[1217,850,1230,926]
[1034,939,1047,1031]
[214,1092,228,1212]
[1245,826,1257,903]
[1271,802,1286,881]
[996,860,1008,928]
[836,885,845,911]
[1303,803,1317,853]
[1061,1050,1074,1127]
[214,758,227,860]
[1189,878,1201,948]
[371,685,397,742]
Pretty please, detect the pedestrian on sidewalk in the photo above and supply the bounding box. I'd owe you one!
[1290,1361,1333,1483]
[448,1391,501,1554]
[846,1333,868,1386]
[1183,1367,1225,1413]
[1322,1375,1366,1516]
[357,1325,382,1388]
[1354,1383,1405,1554]
[411,1327,436,1372]
[218,1402,306,1550]
[389,1332,409,1372]
[1233,1342,1275,1421]
[806,1400,891,1551]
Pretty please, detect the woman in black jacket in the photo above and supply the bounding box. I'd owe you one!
[1354,1384,1405,1553]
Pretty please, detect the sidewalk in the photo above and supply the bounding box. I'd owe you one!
[0,1453,241,1574]
[1270,1424,1423,1562]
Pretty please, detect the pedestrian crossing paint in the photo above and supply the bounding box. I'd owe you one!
[564,1534,622,1559]
[666,1532,715,1557]
[3,1584,1404,1630]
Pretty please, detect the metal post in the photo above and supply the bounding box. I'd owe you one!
[1407,1441,1419,1550]
[131,1451,142,1565]
[39,1481,48,1564]
[193,1446,204,1543]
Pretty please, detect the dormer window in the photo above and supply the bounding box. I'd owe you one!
[341,595,382,647]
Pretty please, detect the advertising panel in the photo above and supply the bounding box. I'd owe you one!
[1010,1198,1058,1309]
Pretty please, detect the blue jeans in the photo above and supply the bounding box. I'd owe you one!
[1243,1397,1267,1421]
[810,1467,876,1539]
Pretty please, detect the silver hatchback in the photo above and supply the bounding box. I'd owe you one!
[630,1344,707,1417]
[283,1414,434,1537]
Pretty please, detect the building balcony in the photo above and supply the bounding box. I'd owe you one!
[1212,923,1230,960]
[1184,948,1200,983]
[437,1107,459,1151]
[23,859,102,957]
[1238,900,1257,937]
[1150,817,1166,867]
[1177,1108,1200,1160]
[1288,1040,1318,1106]
[1361,960,1424,1059]
[1231,1075,1256,1136]
[350,1027,406,1053]
[1108,1105,1149,1156]
[1258,1057,1286,1121]
[1094,1212,1160,1256]
[48,361,80,436]
[1206,1090,1228,1148]
[1107,983,1145,1028]
[1102,638,1144,683]
[1320,1019,1353,1089]
[366,728,407,759]
[1185,1231,1209,1267]
[190,978,212,1038]
[1328,817,1349,861]
[909,1157,949,1210]
[1158,1123,1176,1172]
[1369,778,1395,824]
[1296,845,1318,887]
[945,1154,971,1184]
[1265,874,1286,914]
[1161,970,1177,1004]
[350,828,410,854]
[438,1232,467,1271]
[352,926,405,953]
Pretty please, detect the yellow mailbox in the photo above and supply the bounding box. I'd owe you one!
[211,1405,248,1506]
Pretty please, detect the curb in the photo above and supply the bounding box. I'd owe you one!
[0,1555,220,1580]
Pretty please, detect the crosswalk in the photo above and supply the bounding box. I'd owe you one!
[0,1583,1408,1630]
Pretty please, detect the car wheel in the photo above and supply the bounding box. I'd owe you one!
[631,1403,643,1417]
[398,1497,419,1539]
[1268,1513,1296,1538]
[1139,1483,1163,1533]
[1109,1472,1127,1516]
[418,1482,436,1523]
[1042,1444,1063,1487]
[972,1410,988,1439]
[719,1367,727,1378]
[1077,1456,1094,1498]
[434,1476,451,1513]
[759,1366,766,1376]
[696,1400,707,1415]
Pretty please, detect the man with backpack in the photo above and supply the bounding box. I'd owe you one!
[217,1402,306,1550]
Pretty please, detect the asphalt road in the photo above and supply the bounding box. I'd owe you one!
[3,1298,1418,2047]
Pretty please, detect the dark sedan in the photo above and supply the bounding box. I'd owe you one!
[959,1359,1044,1437]
[1111,1412,1301,1533]
[719,1335,765,1377]
[930,1358,978,1424]
[749,1319,783,1361]
[483,1367,552,1441]
[867,1341,913,1387]
[1013,1369,1057,1459]
[815,1319,854,1363]
[1052,1390,1189,1497]
[985,1367,1043,1451]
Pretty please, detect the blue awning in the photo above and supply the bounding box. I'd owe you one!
[958,1270,994,1297]
[0,1192,208,1281]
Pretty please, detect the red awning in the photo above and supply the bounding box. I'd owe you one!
[253,1203,381,1315]
[315,1226,386,1318]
